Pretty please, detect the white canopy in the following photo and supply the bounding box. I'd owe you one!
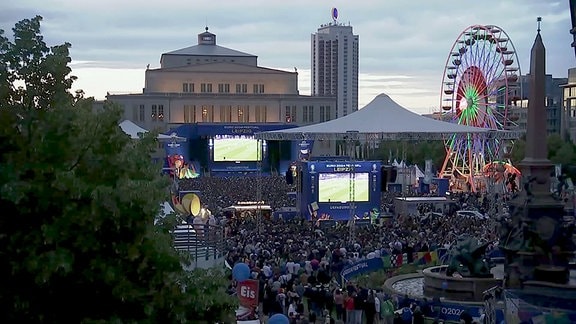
[254,94,520,141]
[119,120,186,142]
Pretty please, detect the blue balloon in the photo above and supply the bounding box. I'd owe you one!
[269,313,289,324]
[232,262,250,282]
[441,281,449,290]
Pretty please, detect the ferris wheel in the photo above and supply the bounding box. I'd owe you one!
[438,25,521,191]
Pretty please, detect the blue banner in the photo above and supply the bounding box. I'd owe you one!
[428,301,504,323]
[340,257,384,281]
[169,123,298,138]
[291,140,315,162]
[395,296,504,323]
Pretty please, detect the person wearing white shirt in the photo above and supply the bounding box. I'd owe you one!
[288,300,298,321]
[374,292,381,324]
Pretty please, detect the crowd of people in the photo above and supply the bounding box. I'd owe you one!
[179,175,295,212]
[224,214,495,323]
[180,175,501,323]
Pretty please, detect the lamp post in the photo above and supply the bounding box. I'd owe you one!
[346,130,359,242]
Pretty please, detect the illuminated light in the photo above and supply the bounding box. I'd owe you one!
[439,25,520,187]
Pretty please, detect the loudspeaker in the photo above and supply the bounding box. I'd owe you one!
[389,167,398,183]
[285,169,293,184]
[381,166,389,192]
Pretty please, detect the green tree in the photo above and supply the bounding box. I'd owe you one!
[510,134,576,167]
[373,140,445,169]
[0,16,235,322]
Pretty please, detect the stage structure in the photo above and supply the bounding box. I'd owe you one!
[165,123,298,176]
[254,94,521,218]
[438,25,522,192]
[254,94,520,142]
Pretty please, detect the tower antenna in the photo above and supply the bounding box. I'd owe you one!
[537,16,542,33]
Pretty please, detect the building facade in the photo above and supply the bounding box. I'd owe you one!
[506,74,566,135]
[103,28,336,135]
[562,68,576,142]
[311,16,359,119]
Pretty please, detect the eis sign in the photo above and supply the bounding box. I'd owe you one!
[237,279,259,309]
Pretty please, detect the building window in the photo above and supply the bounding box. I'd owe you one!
[158,105,164,121]
[325,105,331,121]
[132,104,138,121]
[218,83,230,93]
[236,83,248,93]
[253,84,265,94]
[308,105,314,123]
[285,105,297,123]
[285,106,291,123]
[151,105,157,121]
[138,104,145,122]
[220,105,232,122]
[255,105,267,122]
[200,105,214,122]
[237,105,249,123]
[303,106,309,123]
[320,106,325,122]
[184,105,196,123]
[200,83,212,93]
[182,83,194,93]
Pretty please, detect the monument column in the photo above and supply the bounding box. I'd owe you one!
[502,17,574,289]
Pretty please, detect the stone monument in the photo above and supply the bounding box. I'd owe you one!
[422,234,501,303]
[498,18,576,323]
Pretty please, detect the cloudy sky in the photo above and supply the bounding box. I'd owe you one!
[2,0,573,114]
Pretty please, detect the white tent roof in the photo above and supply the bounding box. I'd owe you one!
[254,94,520,141]
[119,120,186,142]
[415,165,425,178]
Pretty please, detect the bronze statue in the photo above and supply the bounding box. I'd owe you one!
[446,234,492,278]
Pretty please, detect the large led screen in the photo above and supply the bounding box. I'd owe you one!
[213,135,261,162]
[317,172,369,202]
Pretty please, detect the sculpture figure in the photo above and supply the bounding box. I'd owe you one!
[446,234,492,278]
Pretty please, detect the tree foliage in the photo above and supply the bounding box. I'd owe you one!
[0,16,235,322]
[510,134,576,167]
[372,140,446,169]
[374,134,576,177]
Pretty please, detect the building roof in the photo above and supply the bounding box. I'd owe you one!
[149,61,295,74]
[163,44,256,57]
[255,93,521,141]
[162,29,256,59]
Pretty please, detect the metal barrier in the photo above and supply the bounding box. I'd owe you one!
[173,223,225,269]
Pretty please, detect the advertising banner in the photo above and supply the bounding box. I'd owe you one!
[430,301,504,323]
[340,257,384,281]
[294,140,314,161]
[237,279,259,310]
